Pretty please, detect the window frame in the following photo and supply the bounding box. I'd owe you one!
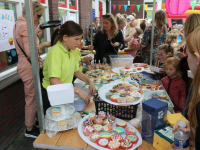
[58,0,68,8]
[69,0,77,10]
[38,0,46,4]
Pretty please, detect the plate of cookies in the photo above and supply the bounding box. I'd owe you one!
[98,79,144,106]
[78,112,142,150]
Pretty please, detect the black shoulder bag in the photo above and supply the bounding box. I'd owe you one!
[15,23,44,83]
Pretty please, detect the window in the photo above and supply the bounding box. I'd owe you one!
[58,0,67,8]
[69,0,77,9]
[59,10,68,24]
[0,2,18,73]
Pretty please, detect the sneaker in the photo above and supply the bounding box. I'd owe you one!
[25,126,40,138]
[35,120,39,128]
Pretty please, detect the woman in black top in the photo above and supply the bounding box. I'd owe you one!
[173,27,200,149]
[88,13,125,63]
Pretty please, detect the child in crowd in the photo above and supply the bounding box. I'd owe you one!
[156,44,174,68]
[161,57,186,113]
[124,28,143,57]
[165,33,178,49]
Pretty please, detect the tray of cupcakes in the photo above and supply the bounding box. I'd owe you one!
[98,79,144,106]
[78,111,142,150]
[45,104,82,132]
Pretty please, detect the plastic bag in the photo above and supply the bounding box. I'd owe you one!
[129,102,142,128]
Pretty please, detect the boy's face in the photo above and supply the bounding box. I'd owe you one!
[134,32,139,38]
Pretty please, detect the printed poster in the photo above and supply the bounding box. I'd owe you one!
[0,9,15,52]
[69,13,77,23]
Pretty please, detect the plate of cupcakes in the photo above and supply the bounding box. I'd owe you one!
[78,111,142,150]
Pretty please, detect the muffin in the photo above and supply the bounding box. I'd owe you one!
[59,120,67,130]
[108,140,121,149]
[103,118,113,125]
[72,111,80,119]
[94,118,103,125]
[66,116,75,126]
[159,94,167,99]
[110,95,120,102]
[120,139,133,149]
[83,126,94,136]
[98,111,106,119]
[52,107,61,117]
[116,120,127,128]
[89,132,100,143]
[125,127,136,135]
[88,113,96,121]
[102,125,113,133]
[111,115,116,121]
[93,124,102,133]
[113,127,125,135]
[100,132,111,139]
[83,119,93,126]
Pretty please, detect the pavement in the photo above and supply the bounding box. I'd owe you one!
[7,130,38,150]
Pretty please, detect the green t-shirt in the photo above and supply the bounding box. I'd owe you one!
[42,41,79,89]
[74,48,83,72]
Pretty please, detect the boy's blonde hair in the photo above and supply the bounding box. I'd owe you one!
[164,57,181,76]
[135,28,143,36]
[166,33,178,44]
[115,13,126,25]
[22,0,44,16]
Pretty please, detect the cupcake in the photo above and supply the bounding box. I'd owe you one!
[117,97,126,103]
[111,134,123,142]
[159,94,167,99]
[152,93,159,98]
[83,126,94,136]
[125,127,136,135]
[72,111,80,119]
[132,68,137,72]
[59,120,67,130]
[102,80,108,84]
[52,107,61,117]
[110,89,117,93]
[129,80,135,85]
[146,83,151,89]
[125,96,135,103]
[126,135,138,144]
[102,125,113,133]
[111,115,116,121]
[100,132,111,139]
[113,127,125,135]
[110,95,120,102]
[108,140,121,149]
[87,113,96,121]
[93,124,102,133]
[131,92,141,100]
[101,76,107,80]
[98,111,106,119]
[116,120,127,128]
[96,138,109,148]
[67,116,75,126]
[83,119,93,126]
[103,118,113,125]
[89,132,100,143]
[106,92,113,99]
[94,118,103,125]
[120,139,133,149]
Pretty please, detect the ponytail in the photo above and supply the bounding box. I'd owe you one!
[51,29,60,46]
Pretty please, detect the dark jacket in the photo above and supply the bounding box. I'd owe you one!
[196,102,200,149]
[93,29,125,63]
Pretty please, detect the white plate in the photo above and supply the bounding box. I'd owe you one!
[78,116,142,150]
[98,80,144,106]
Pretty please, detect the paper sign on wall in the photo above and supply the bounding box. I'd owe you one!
[69,12,77,23]
[0,9,15,52]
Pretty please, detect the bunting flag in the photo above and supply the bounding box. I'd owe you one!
[191,2,196,10]
[155,4,158,11]
[136,5,141,12]
[144,4,148,11]
[124,5,128,12]
[162,4,165,10]
[113,5,116,11]
[131,5,134,11]
[118,5,121,11]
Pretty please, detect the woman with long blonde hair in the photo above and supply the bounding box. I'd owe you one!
[173,26,200,150]
[88,13,125,63]
[140,10,167,65]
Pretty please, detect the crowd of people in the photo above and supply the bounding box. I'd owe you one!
[13,1,199,149]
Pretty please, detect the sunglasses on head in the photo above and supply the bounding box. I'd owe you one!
[102,15,110,18]
[37,14,42,18]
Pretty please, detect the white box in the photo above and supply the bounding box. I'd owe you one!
[47,83,74,106]
[150,66,161,73]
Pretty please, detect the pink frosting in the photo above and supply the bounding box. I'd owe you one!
[125,127,135,133]
[83,126,94,132]
[95,118,103,123]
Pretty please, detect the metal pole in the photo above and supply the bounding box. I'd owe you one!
[90,0,93,46]
[25,0,45,134]
[150,0,156,66]
[108,0,111,13]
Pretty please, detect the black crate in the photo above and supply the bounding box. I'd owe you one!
[93,92,138,120]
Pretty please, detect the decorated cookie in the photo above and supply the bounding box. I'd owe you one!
[121,139,133,149]
[113,127,125,135]
[100,132,111,139]
[125,127,136,135]
[111,134,123,142]
[96,137,109,148]
[126,135,138,144]
[108,140,121,149]
[102,125,113,133]
[116,120,127,128]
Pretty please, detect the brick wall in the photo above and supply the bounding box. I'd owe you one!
[0,80,25,150]
[48,0,59,36]
[111,0,144,19]
[78,0,91,38]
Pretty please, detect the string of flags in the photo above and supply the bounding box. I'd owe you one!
[113,2,198,12]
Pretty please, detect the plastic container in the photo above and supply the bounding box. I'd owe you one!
[174,121,189,150]
[93,92,138,120]
[109,55,134,68]
[142,98,168,130]
[73,94,86,111]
